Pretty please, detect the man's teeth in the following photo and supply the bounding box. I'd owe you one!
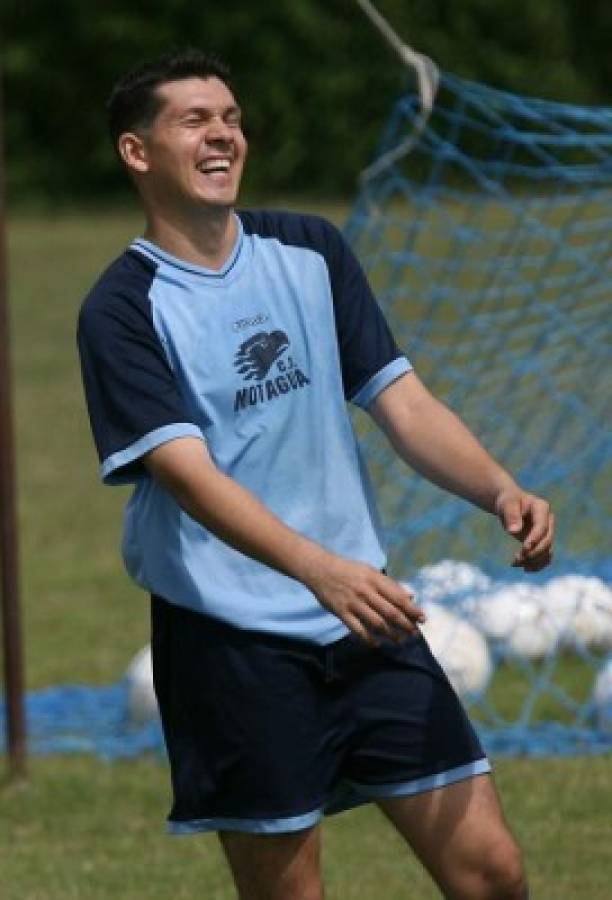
[199,160,231,174]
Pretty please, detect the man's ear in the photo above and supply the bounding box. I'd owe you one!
[117,132,149,174]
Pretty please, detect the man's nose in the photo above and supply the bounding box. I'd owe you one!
[206,116,233,143]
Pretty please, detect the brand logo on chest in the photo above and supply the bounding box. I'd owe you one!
[232,313,270,333]
[233,330,311,412]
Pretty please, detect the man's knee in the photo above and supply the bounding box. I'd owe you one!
[471,838,528,900]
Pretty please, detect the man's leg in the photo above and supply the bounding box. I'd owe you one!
[377,773,527,900]
[219,825,324,900]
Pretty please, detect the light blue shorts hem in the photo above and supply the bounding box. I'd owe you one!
[166,758,491,835]
[349,757,492,800]
[167,807,324,836]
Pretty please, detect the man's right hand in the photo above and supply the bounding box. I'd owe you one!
[145,437,424,646]
[299,552,425,646]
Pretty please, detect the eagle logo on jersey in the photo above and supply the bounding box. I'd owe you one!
[232,328,311,413]
[234,330,290,381]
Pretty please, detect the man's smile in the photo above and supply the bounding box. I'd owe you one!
[197,157,232,175]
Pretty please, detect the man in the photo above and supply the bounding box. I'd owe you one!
[78,49,553,899]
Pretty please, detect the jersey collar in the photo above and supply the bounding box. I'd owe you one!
[131,213,245,281]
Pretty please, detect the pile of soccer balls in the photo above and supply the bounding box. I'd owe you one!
[125,560,612,732]
[406,561,612,733]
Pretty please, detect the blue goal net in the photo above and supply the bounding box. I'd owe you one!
[2,72,612,759]
[346,71,611,582]
[345,72,612,755]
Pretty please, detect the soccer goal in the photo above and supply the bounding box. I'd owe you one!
[346,14,612,755]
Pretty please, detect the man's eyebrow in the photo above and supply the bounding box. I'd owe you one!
[177,103,242,118]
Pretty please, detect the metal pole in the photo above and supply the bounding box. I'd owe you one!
[0,68,27,779]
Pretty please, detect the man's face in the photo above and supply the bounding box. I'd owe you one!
[130,76,248,212]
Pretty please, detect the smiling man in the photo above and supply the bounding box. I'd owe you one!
[77,49,553,899]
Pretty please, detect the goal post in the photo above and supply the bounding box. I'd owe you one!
[0,70,27,780]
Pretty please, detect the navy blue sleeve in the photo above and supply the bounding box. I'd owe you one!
[317,219,409,404]
[239,210,410,405]
[77,252,202,484]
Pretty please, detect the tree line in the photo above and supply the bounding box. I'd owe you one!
[2,0,611,204]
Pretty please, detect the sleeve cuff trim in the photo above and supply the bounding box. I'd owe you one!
[101,423,204,484]
[350,358,412,408]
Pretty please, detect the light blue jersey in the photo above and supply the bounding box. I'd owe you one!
[78,211,411,643]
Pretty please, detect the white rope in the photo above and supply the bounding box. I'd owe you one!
[354,0,439,184]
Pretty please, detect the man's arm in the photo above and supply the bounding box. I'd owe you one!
[144,437,425,645]
[370,371,554,572]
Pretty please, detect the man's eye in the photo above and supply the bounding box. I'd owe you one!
[180,114,206,126]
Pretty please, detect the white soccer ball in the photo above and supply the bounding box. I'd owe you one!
[415,560,491,606]
[592,657,612,732]
[505,602,560,660]
[534,589,580,649]
[419,601,492,697]
[462,583,540,641]
[462,583,558,660]
[540,576,612,652]
[125,644,158,725]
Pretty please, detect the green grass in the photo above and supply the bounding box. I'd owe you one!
[2,206,612,898]
[1,756,611,899]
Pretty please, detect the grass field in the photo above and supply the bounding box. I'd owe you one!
[1,205,611,898]
[1,755,610,900]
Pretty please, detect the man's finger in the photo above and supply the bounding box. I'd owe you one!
[524,523,554,559]
[367,594,421,634]
[378,576,426,622]
[513,547,553,570]
[513,518,554,568]
[522,549,553,572]
[520,501,552,551]
[353,603,403,642]
[498,497,524,536]
[513,511,554,564]
[344,613,379,647]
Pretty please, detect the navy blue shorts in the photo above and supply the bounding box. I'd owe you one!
[151,595,490,835]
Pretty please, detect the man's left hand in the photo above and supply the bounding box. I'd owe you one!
[494,488,555,572]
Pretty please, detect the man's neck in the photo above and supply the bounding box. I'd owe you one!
[143,207,238,271]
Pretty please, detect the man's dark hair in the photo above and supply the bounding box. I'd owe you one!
[107,48,232,152]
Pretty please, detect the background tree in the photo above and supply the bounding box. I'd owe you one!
[1,0,609,204]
